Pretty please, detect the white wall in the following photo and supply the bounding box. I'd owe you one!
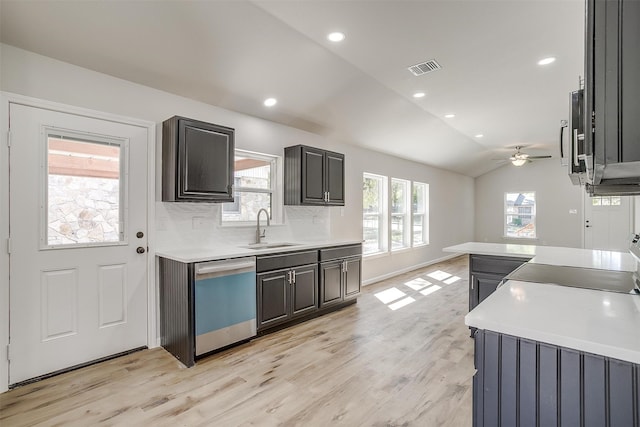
[0,44,475,389]
[474,159,584,247]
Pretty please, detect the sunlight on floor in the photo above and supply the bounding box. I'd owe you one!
[388,296,416,310]
[427,270,452,281]
[420,285,442,296]
[404,277,431,290]
[374,287,407,304]
[374,268,462,310]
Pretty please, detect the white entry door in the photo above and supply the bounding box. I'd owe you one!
[584,195,632,251]
[8,103,148,385]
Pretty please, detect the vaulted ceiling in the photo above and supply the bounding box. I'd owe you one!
[0,0,584,177]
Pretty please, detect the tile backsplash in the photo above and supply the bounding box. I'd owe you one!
[155,202,330,252]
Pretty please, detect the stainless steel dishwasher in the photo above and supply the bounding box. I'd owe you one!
[194,257,256,356]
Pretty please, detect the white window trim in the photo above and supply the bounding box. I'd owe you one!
[220,149,283,226]
[503,191,537,239]
[363,172,388,256]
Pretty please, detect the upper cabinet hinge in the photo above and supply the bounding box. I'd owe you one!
[6,130,11,147]
[6,238,11,254]
[6,344,10,362]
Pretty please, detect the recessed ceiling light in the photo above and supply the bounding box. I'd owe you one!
[263,98,277,107]
[475,134,484,138]
[537,57,556,65]
[413,92,426,98]
[327,32,345,42]
[445,114,455,119]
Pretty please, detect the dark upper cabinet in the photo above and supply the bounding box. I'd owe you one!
[584,0,640,193]
[162,116,234,202]
[284,145,345,206]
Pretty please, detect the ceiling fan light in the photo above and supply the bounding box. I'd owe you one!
[511,158,527,166]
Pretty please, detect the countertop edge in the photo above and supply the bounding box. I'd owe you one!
[155,240,363,263]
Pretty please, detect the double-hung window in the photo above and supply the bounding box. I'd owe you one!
[390,178,410,250]
[504,191,536,238]
[412,182,429,246]
[222,150,280,224]
[362,173,387,255]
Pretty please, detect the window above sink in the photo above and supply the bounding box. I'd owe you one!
[221,149,283,226]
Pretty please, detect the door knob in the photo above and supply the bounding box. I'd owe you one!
[136,247,146,254]
[136,231,144,238]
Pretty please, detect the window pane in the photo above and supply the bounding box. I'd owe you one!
[391,180,407,214]
[363,176,380,213]
[611,196,621,206]
[391,214,405,249]
[363,174,386,254]
[412,183,425,213]
[234,155,271,190]
[363,214,380,253]
[222,151,276,223]
[47,136,122,246]
[413,214,424,245]
[592,197,601,206]
[505,192,536,238]
[222,192,271,222]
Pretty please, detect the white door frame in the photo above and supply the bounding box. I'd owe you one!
[0,92,157,393]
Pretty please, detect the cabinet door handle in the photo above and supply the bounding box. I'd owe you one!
[292,270,296,284]
[471,275,474,290]
[287,271,292,284]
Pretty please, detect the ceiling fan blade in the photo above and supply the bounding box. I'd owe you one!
[527,155,552,159]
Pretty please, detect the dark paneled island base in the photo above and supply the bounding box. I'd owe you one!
[473,329,640,427]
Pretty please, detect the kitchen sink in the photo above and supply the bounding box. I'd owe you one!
[239,242,301,250]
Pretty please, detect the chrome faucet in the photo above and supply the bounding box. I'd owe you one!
[255,208,270,244]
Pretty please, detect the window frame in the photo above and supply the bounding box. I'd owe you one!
[220,149,282,226]
[41,127,128,250]
[504,191,537,239]
[362,172,388,256]
[412,181,429,246]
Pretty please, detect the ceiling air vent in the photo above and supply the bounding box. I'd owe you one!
[407,59,442,76]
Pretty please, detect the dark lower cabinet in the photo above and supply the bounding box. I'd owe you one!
[470,273,502,312]
[473,329,640,427]
[257,269,289,329]
[256,244,362,333]
[257,264,317,331]
[469,254,530,312]
[319,245,362,309]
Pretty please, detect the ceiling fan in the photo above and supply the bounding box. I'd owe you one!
[495,146,552,166]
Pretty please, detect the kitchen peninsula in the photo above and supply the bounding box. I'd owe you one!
[444,242,640,426]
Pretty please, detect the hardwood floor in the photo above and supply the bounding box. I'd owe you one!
[0,255,474,426]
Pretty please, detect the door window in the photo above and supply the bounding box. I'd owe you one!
[45,130,126,247]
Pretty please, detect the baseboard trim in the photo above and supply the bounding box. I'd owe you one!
[362,253,462,286]
[9,346,147,390]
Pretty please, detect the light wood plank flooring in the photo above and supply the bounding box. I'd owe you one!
[0,255,474,426]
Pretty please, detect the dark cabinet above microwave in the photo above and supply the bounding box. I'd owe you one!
[284,145,345,206]
[583,0,640,195]
[162,116,234,202]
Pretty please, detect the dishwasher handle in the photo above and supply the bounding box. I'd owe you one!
[195,259,256,276]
